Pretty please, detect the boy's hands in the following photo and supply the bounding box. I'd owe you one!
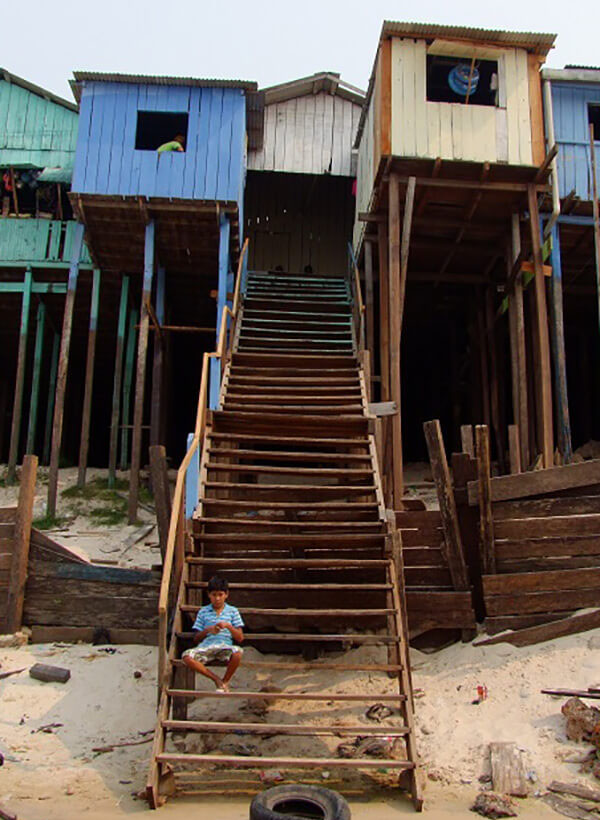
[215,621,232,631]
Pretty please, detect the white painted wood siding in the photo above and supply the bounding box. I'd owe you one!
[390,38,533,165]
[248,92,362,176]
[353,87,376,250]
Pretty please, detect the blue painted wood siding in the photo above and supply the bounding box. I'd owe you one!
[0,80,79,169]
[72,82,246,205]
[551,82,600,200]
[0,220,91,263]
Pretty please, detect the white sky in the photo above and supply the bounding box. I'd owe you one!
[3,0,599,102]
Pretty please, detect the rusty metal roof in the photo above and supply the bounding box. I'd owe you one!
[380,21,556,55]
[71,72,257,101]
[0,67,78,112]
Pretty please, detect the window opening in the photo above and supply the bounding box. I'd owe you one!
[589,104,600,141]
[426,55,498,107]
[135,111,189,151]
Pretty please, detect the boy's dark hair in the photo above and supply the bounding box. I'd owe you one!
[207,575,229,592]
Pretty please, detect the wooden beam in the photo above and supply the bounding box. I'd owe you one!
[364,240,375,373]
[149,444,171,563]
[590,124,600,341]
[485,287,505,473]
[527,185,553,468]
[460,425,474,457]
[7,268,32,484]
[548,224,573,463]
[77,268,101,487]
[508,424,521,474]
[423,420,470,591]
[129,221,155,523]
[378,220,390,402]
[120,307,138,470]
[150,266,165,447]
[42,332,59,465]
[475,425,496,574]
[108,275,129,488]
[511,215,530,469]
[393,176,550,194]
[438,163,489,276]
[25,302,46,456]
[6,454,37,633]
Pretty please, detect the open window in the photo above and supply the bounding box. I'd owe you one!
[426,55,498,107]
[134,111,189,151]
[589,104,600,141]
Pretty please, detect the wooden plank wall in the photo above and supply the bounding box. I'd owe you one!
[354,75,378,250]
[72,83,246,205]
[551,81,600,199]
[0,507,17,630]
[247,92,361,177]
[0,79,78,169]
[246,171,355,276]
[396,507,476,636]
[0,220,92,263]
[390,38,534,165]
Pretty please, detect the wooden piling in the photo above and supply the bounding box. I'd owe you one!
[129,221,155,524]
[511,214,530,469]
[149,444,171,563]
[108,275,129,488]
[6,454,37,633]
[120,307,138,470]
[26,301,46,455]
[7,268,32,483]
[377,220,390,402]
[527,185,553,468]
[150,266,166,447]
[589,123,600,340]
[42,333,60,465]
[47,222,85,517]
[475,425,495,574]
[364,239,375,379]
[77,268,101,487]
[548,223,572,463]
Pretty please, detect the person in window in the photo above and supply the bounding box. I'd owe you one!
[157,134,185,153]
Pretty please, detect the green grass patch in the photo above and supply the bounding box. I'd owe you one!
[62,477,128,500]
[88,505,127,526]
[33,513,69,530]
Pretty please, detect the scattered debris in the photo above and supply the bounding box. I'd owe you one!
[0,631,29,649]
[33,723,63,734]
[561,698,600,743]
[471,791,518,817]
[92,737,153,754]
[259,769,284,783]
[489,742,528,797]
[473,685,489,705]
[134,670,143,679]
[548,782,600,804]
[541,792,597,819]
[0,805,17,820]
[29,663,71,684]
[543,688,600,701]
[366,703,394,722]
[0,667,26,681]
[337,735,403,759]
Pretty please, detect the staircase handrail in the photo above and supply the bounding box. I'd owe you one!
[347,242,366,352]
[157,238,249,691]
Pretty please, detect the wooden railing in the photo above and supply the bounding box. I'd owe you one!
[157,238,249,690]
[347,242,366,352]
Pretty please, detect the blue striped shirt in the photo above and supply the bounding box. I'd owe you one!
[192,603,244,648]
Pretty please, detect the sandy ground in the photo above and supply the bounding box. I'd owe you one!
[2,629,599,819]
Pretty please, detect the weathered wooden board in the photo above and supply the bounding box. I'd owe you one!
[483,568,600,595]
[490,742,528,797]
[476,609,600,647]
[468,460,600,505]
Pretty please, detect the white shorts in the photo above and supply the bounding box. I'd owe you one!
[182,644,243,664]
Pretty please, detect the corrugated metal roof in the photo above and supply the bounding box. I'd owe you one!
[71,71,257,101]
[565,64,600,71]
[542,67,600,83]
[261,72,365,106]
[380,21,556,54]
[0,68,78,112]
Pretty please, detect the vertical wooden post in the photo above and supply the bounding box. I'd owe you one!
[210,214,230,410]
[26,301,46,455]
[475,425,495,575]
[120,307,138,470]
[108,275,129,487]
[485,288,505,473]
[460,425,474,457]
[589,124,600,338]
[47,222,84,516]
[149,444,171,563]
[364,239,375,377]
[129,221,155,524]
[77,268,101,487]
[377,221,390,402]
[423,419,470,591]
[150,266,166,447]
[510,214,530,469]
[508,425,521,474]
[42,333,60,465]
[7,268,32,483]
[527,185,553,468]
[388,175,415,508]
[548,223,573,463]
[5,454,37,633]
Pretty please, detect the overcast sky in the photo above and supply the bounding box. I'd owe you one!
[4,0,599,101]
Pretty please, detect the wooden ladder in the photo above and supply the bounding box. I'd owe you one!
[146,269,422,810]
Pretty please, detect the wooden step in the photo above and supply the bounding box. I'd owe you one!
[194,516,382,530]
[220,404,364,415]
[206,448,370,463]
[212,412,369,437]
[203,483,377,501]
[243,299,351,314]
[204,463,372,478]
[167,686,404,698]
[180,605,393,617]
[242,309,352,321]
[156,753,413,771]
[185,581,391,590]
[171,658,401,673]
[162,720,408,737]
[187,556,389,567]
[223,395,362,406]
[208,432,369,447]
[225,381,361,391]
[242,317,352,330]
[232,352,355,366]
[192,530,384,543]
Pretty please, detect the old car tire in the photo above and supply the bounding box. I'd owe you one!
[250,784,351,820]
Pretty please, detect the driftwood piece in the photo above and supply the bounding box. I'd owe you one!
[29,663,71,684]
[549,782,600,804]
[542,792,597,819]
[474,609,600,648]
[0,667,26,681]
[0,805,17,820]
[489,742,528,797]
[92,736,153,754]
[543,689,600,701]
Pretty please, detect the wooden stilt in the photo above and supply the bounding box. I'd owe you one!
[485,288,505,473]
[527,185,553,468]
[77,268,101,487]
[508,425,521,474]
[377,221,390,403]
[150,266,166,447]
[475,425,495,574]
[108,275,129,488]
[42,333,60,465]
[26,301,45,455]
[47,222,85,516]
[149,444,171,563]
[548,223,573,463]
[129,221,156,524]
[209,214,230,410]
[460,424,474,457]
[5,454,37,633]
[476,292,491,428]
[364,240,375,385]
[120,307,138,471]
[589,124,600,339]
[7,268,32,484]
[511,214,530,468]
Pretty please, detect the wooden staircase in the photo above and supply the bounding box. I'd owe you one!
[146,269,422,809]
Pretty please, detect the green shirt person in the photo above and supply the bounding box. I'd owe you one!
[157,134,185,153]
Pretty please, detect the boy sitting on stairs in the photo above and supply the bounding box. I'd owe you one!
[182,575,244,693]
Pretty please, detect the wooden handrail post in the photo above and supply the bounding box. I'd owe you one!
[6,454,37,633]
[475,424,496,575]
